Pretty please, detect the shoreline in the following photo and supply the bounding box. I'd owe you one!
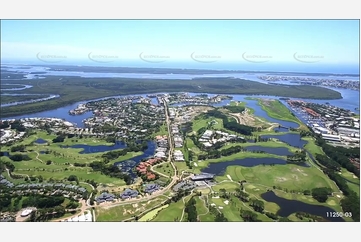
[0,90,346,120]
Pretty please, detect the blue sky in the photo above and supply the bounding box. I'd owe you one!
[1,20,359,69]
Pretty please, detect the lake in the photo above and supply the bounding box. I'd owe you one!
[34,138,48,144]
[261,133,307,148]
[261,191,344,222]
[60,141,127,154]
[201,157,288,176]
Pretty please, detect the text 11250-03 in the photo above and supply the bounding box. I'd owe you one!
[326,212,352,218]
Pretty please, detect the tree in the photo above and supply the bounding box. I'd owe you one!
[250,199,264,213]
[219,188,227,198]
[215,212,228,222]
[29,211,37,222]
[68,175,78,182]
[236,190,249,202]
[240,209,257,222]
[279,217,292,222]
[311,187,331,203]
[303,190,311,195]
[185,197,198,222]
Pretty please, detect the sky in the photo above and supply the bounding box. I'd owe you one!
[1,20,359,72]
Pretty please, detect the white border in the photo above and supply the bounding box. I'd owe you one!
[0,0,360,241]
[0,0,361,18]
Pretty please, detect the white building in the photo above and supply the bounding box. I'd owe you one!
[321,133,341,142]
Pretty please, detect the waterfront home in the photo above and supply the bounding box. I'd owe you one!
[155,151,166,158]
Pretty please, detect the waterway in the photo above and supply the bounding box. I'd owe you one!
[261,191,344,222]
[1,64,359,82]
[1,64,359,113]
[260,133,308,148]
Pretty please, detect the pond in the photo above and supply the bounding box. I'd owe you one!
[261,191,344,222]
[60,141,127,154]
[34,138,48,144]
[0,152,10,157]
[260,133,307,148]
[245,146,294,156]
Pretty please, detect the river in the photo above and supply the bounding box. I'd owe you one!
[1,64,359,111]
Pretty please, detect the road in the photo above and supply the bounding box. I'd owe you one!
[34,151,44,163]
[6,168,30,180]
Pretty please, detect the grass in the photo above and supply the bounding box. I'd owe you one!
[212,182,240,191]
[153,162,174,177]
[152,197,190,222]
[194,196,214,221]
[192,115,224,132]
[79,182,94,192]
[208,194,273,221]
[253,98,303,125]
[346,182,360,196]
[220,140,299,152]
[303,137,325,156]
[138,204,169,221]
[175,162,194,174]
[109,151,143,164]
[196,152,286,169]
[152,123,168,136]
[242,183,352,221]
[185,137,203,155]
[340,168,360,196]
[0,131,134,186]
[95,197,165,221]
[340,168,360,184]
[218,163,339,192]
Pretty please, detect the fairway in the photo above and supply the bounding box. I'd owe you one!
[223,164,339,192]
[0,131,137,187]
[194,196,213,221]
[303,137,325,156]
[138,204,169,221]
[96,198,165,222]
[256,98,304,128]
[152,195,193,222]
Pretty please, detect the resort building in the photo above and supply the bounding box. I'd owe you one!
[120,188,139,199]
